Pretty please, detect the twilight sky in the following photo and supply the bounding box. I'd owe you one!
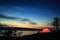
[0,0,60,28]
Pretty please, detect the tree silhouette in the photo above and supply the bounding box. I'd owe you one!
[4,27,12,37]
[52,17,60,30]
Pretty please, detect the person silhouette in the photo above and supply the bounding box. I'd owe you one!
[52,17,60,30]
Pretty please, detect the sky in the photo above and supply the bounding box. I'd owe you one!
[0,0,60,28]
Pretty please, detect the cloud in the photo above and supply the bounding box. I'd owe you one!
[29,22,37,25]
[0,14,37,25]
[14,7,24,10]
[21,19,37,25]
[21,19,30,21]
[0,14,19,19]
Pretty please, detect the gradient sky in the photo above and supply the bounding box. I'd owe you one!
[0,0,60,28]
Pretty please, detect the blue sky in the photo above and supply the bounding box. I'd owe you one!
[0,0,60,28]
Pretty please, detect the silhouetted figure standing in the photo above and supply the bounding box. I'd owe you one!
[53,17,60,30]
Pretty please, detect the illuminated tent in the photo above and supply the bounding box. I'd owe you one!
[41,28,51,33]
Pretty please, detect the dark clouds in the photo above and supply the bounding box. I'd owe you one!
[21,19,37,25]
[0,14,19,19]
[0,14,37,25]
[21,19,30,21]
[29,22,37,25]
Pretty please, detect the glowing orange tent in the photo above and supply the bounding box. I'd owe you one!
[41,28,51,33]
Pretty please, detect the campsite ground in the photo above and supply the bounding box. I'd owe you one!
[0,30,60,40]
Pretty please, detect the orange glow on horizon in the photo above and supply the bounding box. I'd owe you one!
[0,21,53,29]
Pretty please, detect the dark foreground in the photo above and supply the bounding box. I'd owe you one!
[0,30,60,40]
